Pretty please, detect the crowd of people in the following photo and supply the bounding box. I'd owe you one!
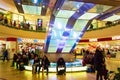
[8,48,67,75]
[0,14,44,31]
[9,46,109,79]
[82,46,118,80]
[1,45,120,79]
[10,49,50,75]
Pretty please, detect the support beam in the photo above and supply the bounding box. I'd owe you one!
[69,0,120,6]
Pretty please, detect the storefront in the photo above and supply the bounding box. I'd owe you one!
[0,38,6,58]
[17,38,45,56]
[75,36,120,57]
[0,37,17,59]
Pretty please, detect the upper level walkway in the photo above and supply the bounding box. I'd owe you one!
[0,21,120,40]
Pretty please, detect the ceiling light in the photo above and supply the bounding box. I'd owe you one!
[49,27,52,31]
[42,5,45,8]
[18,3,21,5]
[57,8,60,10]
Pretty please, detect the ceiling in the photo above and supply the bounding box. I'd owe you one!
[0,0,120,21]
[0,0,120,53]
[44,0,120,53]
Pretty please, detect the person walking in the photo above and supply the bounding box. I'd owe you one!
[3,49,9,62]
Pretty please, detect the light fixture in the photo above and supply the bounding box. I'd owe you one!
[57,22,62,29]
[32,0,38,3]
[49,27,52,31]
[89,38,97,42]
[18,3,21,5]
[42,5,45,8]
[57,8,60,10]
[65,28,71,31]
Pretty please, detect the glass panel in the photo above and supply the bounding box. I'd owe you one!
[53,18,68,30]
[48,46,58,53]
[73,19,88,31]
[88,4,112,13]
[103,15,120,21]
[62,46,72,53]
[56,10,75,18]
[49,39,58,46]
[22,5,41,15]
[66,40,76,46]
[78,12,99,20]
[69,31,81,39]
[61,1,84,11]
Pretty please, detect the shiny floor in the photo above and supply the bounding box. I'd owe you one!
[0,60,96,80]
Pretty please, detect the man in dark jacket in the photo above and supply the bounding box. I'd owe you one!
[11,54,18,67]
[94,46,105,80]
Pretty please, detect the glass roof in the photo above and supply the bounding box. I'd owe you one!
[103,15,120,21]
[61,1,84,11]
[45,0,120,53]
[56,10,75,18]
[22,5,41,15]
[88,4,112,13]
[78,12,99,20]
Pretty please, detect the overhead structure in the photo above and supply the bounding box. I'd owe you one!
[44,0,115,53]
[13,0,54,16]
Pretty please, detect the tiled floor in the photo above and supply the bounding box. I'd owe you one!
[0,60,96,80]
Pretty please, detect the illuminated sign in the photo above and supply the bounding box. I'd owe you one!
[89,38,98,42]
[112,36,120,40]
[18,38,45,43]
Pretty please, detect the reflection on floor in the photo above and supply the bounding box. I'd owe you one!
[0,60,96,80]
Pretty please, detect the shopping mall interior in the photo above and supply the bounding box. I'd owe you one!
[0,0,120,80]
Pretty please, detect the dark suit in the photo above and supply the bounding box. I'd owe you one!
[94,48,105,80]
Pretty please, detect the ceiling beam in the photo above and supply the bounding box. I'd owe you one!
[41,0,50,16]
[13,0,24,13]
[69,0,120,6]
